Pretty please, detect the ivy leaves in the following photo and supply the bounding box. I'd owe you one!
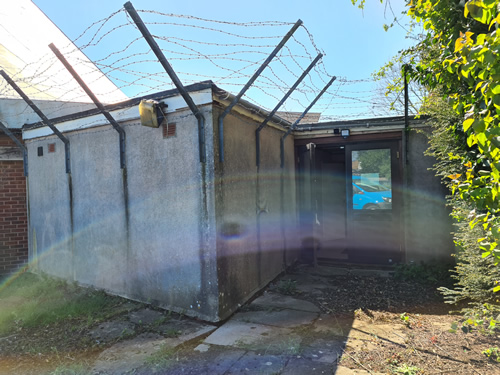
[408,0,500,265]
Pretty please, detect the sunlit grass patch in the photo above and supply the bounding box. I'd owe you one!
[0,272,123,336]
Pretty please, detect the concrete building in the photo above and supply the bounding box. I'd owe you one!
[0,0,128,277]
[23,81,298,322]
[22,80,453,322]
[294,116,453,266]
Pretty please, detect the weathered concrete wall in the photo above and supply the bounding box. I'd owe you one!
[405,128,454,264]
[26,105,219,321]
[214,108,298,320]
[26,137,73,280]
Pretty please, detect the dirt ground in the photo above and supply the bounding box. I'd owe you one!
[1,265,499,374]
[294,267,500,375]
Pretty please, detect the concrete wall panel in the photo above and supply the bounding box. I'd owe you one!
[125,107,218,321]
[70,126,128,292]
[215,109,297,319]
[405,129,454,263]
[27,104,219,321]
[26,137,72,279]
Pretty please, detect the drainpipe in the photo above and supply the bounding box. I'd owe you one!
[255,53,322,169]
[124,2,214,310]
[0,70,71,173]
[279,76,335,269]
[49,44,127,168]
[280,76,336,168]
[124,1,206,163]
[0,69,74,278]
[255,53,322,278]
[218,19,303,162]
[49,42,132,285]
[402,64,410,263]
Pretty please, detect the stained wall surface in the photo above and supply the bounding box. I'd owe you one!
[214,107,298,320]
[405,128,454,263]
[26,105,220,321]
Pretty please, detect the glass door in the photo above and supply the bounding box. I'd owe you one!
[345,141,402,264]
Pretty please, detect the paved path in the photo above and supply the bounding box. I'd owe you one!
[90,265,390,374]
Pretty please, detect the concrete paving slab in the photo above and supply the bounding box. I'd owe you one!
[301,338,343,364]
[204,320,278,347]
[146,348,246,375]
[225,352,286,375]
[92,332,166,375]
[313,314,354,337]
[281,357,335,374]
[194,343,210,352]
[157,318,215,339]
[128,308,165,326]
[251,292,321,313]
[92,320,215,374]
[89,321,136,343]
[204,319,294,350]
[234,309,318,328]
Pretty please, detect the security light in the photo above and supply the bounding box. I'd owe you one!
[139,99,167,128]
[341,129,350,138]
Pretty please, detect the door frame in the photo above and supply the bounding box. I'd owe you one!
[295,132,404,265]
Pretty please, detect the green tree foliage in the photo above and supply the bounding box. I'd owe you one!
[404,0,500,273]
[352,0,500,315]
[357,149,391,179]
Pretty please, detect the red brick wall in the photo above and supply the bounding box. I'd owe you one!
[0,134,28,276]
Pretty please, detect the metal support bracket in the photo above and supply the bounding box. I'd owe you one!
[280,76,336,168]
[256,53,322,168]
[124,1,206,163]
[0,121,28,176]
[0,70,71,173]
[49,43,127,169]
[218,19,303,162]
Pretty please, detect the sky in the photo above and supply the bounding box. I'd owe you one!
[31,0,416,121]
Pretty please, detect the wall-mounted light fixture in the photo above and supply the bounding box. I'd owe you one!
[139,99,167,128]
[341,129,350,139]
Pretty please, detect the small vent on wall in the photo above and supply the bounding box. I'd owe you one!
[48,143,56,153]
[163,123,176,139]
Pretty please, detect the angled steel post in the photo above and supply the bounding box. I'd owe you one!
[280,76,336,168]
[218,19,303,162]
[0,70,71,173]
[0,121,28,176]
[255,53,322,169]
[124,1,206,163]
[49,44,127,169]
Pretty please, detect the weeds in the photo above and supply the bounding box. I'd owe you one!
[393,263,452,287]
[49,362,92,375]
[482,347,500,362]
[276,279,298,295]
[0,272,124,336]
[392,363,422,375]
[400,312,411,328]
[146,344,180,372]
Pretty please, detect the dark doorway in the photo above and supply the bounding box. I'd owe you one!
[297,138,403,265]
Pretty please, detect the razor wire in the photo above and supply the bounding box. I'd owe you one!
[0,5,410,128]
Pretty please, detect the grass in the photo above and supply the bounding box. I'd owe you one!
[0,272,125,336]
[146,344,180,372]
[49,362,92,375]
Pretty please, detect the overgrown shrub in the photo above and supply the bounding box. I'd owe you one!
[422,94,500,319]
